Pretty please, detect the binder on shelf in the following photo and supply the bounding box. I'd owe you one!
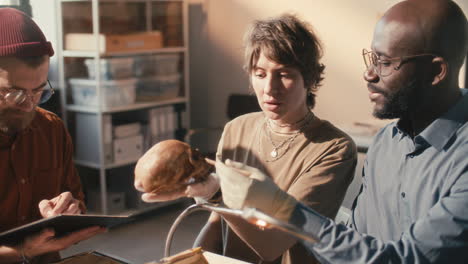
[103,114,113,163]
[158,107,167,141]
[167,107,176,139]
[142,123,152,151]
[149,108,160,145]
[148,106,176,145]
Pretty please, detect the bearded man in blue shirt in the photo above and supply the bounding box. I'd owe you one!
[214,0,468,263]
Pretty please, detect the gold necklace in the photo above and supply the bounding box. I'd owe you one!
[262,112,313,162]
[269,111,311,128]
[266,121,301,159]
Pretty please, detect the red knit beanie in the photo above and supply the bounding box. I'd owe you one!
[0,8,54,57]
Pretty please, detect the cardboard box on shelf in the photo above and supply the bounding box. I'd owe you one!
[113,134,144,163]
[113,123,142,139]
[65,31,163,53]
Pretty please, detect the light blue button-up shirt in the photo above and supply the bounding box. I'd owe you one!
[290,89,468,263]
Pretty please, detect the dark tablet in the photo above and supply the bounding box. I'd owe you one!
[0,214,133,246]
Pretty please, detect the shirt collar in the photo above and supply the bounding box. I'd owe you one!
[390,89,468,150]
[26,108,41,132]
[15,108,41,135]
[393,119,407,138]
[419,89,468,151]
[0,132,14,148]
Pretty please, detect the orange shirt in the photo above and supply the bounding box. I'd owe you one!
[0,107,85,232]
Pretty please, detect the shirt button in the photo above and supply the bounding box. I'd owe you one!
[401,192,406,198]
[21,178,26,184]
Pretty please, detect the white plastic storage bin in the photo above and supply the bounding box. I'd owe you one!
[136,74,180,101]
[69,78,137,108]
[153,54,180,75]
[84,57,134,80]
[133,55,155,77]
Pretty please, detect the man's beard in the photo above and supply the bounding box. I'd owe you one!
[0,108,35,135]
[372,79,421,120]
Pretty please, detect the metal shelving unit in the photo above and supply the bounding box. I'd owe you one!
[62,47,187,58]
[66,97,187,113]
[56,0,190,214]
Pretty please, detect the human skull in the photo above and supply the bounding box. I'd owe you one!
[134,139,213,194]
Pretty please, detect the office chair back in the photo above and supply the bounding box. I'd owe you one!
[226,94,261,120]
[187,93,260,158]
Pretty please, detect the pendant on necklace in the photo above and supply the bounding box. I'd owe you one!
[270,149,278,158]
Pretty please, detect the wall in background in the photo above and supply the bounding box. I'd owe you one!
[29,0,468,145]
[30,0,59,85]
[188,0,468,137]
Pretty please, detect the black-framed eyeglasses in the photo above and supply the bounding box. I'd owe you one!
[362,49,437,77]
[0,80,55,106]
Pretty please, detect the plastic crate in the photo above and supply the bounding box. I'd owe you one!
[136,74,180,101]
[69,78,137,107]
[84,57,134,80]
[133,55,156,77]
[153,54,180,75]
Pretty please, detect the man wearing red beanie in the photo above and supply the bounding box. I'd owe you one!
[0,8,105,264]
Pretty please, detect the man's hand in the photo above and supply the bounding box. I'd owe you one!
[138,173,220,203]
[38,192,81,218]
[20,226,106,259]
[216,159,298,222]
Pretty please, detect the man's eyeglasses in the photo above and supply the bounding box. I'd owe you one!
[0,80,55,106]
[362,49,437,77]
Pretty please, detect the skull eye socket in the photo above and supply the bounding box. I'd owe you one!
[188,148,202,166]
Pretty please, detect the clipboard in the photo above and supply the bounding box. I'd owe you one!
[0,214,133,246]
